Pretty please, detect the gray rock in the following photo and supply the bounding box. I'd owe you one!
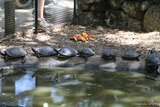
[153,0,160,3]
[105,9,128,29]
[107,0,125,9]
[77,0,95,4]
[127,17,143,31]
[143,4,160,31]
[140,1,153,11]
[90,1,109,13]
[78,11,105,26]
[121,1,144,19]
[77,1,92,11]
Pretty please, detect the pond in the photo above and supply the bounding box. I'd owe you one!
[0,67,160,107]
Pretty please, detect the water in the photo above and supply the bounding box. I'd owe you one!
[0,68,160,107]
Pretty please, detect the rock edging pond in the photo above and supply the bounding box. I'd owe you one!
[0,55,146,76]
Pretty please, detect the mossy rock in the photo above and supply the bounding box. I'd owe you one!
[105,9,128,29]
[143,4,160,31]
[107,0,126,9]
[121,1,144,19]
[78,11,105,26]
[153,0,160,3]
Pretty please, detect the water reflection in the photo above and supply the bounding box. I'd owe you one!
[15,71,35,95]
[18,96,33,107]
[0,68,160,106]
[51,88,64,103]
[15,71,35,107]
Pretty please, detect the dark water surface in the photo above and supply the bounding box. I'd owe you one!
[0,68,160,107]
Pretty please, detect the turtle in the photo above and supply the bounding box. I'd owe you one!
[78,47,95,58]
[0,47,27,63]
[32,46,58,57]
[121,50,140,61]
[101,49,116,61]
[145,48,160,74]
[146,48,160,65]
[55,47,78,58]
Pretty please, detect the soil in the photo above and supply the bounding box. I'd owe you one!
[0,24,160,59]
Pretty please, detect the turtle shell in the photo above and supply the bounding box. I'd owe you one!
[146,48,160,65]
[102,49,116,60]
[78,48,95,57]
[122,50,140,60]
[57,47,78,58]
[4,47,27,58]
[32,46,57,57]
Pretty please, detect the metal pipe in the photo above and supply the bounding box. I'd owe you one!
[34,0,38,34]
[73,0,78,25]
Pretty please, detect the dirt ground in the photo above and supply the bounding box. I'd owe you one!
[0,6,160,58]
[1,24,160,58]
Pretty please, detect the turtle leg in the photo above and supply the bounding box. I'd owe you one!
[5,55,8,61]
[21,56,26,64]
[37,53,40,58]
[84,55,88,61]
[136,57,140,61]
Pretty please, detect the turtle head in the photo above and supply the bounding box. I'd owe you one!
[150,48,156,54]
[0,49,6,56]
[32,47,39,54]
[54,48,60,53]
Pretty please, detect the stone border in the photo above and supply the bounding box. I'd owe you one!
[0,55,146,76]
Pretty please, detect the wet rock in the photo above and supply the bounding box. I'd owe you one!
[105,9,128,29]
[121,1,144,19]
[107,0,126,9]
[143,4,160,31]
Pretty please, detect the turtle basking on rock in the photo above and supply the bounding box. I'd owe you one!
[145,48,160,74]
[55,47,78,58]
[0,47,27,63]
[122,50,140,61]
[101,49,116,61]
[146,48,160,65]
[78,47,95,60]
[32,46,58,57]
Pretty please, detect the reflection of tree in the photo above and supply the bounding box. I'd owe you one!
[15,71,35,107]
[15,71,36,95]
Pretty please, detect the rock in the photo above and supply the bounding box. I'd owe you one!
[140,1,153,11]
[90,1,109,13]
[127,17,143,31]
[80,0,95,4]
[77,1,92,11]
[107,0,126,9]
[121,1,144,19]
[143,4,160,31]
[78,11,105,26]
[33,34,51,43]
[153,0,160,3]
[105,9,128,29]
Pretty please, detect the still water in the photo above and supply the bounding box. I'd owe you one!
[0,68,160,107]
